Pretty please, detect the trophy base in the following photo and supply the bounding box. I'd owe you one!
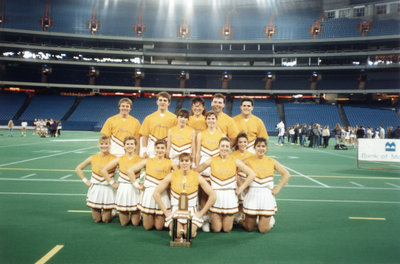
[170,240,191,248]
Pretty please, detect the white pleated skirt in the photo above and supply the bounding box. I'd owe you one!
[243,187,277,216]
[115,182,140,212]
[86,184,116,210]
[210,189,238,215]
[138,187,170,215]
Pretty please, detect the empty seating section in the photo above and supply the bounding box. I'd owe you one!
[284,104,342,129]
[67,96,121,130]
[232,99,280,133]
[0,93,26,124]
[367,20,400,36]
[319,18,362,38]
[319,74,359,90]
[343,106,400,128]
[3,0,398,39]
[19,95,75,121]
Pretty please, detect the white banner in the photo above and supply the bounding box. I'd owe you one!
[358,139,400,163]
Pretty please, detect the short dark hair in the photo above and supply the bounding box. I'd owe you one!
[213,93,225,104]
[177,108,190,119]
[240,98,254,106]
[254,137,268,147]
[157,92,171,102]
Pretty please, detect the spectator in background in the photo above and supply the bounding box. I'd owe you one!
[356,126,365,139]
[379,126,385,139]
[293,124,299,145]
[387,126,393,139]
[21,120,28,137]
[332,123,342,145]
[56,121,62,137]
[276,121,285,146]
[366,126,373,138]
[299,124,307,147]
[8,120,14,137]
[322,125,330,148]
[391,126,400,139]
[50,120,58,137]
[288,126,295,144]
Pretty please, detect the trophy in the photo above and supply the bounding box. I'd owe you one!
[170,178,192,248]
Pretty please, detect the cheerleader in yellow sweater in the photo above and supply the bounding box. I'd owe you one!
[153,153,216,238]
[128,140,178,230]
[75,136,116,223]
[101,136,143,226]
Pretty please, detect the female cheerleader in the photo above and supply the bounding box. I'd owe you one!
[153,153,216,238]
[195,111,225,232]
[166,109,195,164]
[101,136,142,226]
[196,137,256,233]
[75,136,116,223]
[242,137,290,233]
[128,140,178,230]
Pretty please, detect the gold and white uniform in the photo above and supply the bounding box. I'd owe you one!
[233,114,268,153]
[198,129,224,179]
[138,157,172,215]
[115,154,142,212]
[209,156,238,215]
[165,169,203,228]
[86,152,116,210]
[243,156,277,216]
[188,115,206,135]
[100,114,141,156]
[139,111,177,157]
[169,125,194,163]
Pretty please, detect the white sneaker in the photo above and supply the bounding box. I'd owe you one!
[270,216,275,229]
[202,221,210,232]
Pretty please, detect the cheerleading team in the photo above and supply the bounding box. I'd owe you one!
[75,92,289,236]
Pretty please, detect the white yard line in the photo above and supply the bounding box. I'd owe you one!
[21,173,37,179]
[385,183,400,188]
[0,191,399,205]
[277,198,400,205]
[282,165,330,188]
[349,181,364,187]
[0,146,96,167]
[59,174,73,179]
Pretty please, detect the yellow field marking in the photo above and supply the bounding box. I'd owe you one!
[349,217,386,221]
[35,245,64,264]
[68,210,92,213]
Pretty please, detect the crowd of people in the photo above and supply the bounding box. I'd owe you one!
[33,118,62,137]
[276,122,400,148]
[75,92,290,238]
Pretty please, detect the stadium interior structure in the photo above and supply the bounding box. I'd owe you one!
[0,0,399,132]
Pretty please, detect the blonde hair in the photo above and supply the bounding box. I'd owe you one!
[118,98,132,108]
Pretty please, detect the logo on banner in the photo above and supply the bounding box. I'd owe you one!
[385,142,396,152]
